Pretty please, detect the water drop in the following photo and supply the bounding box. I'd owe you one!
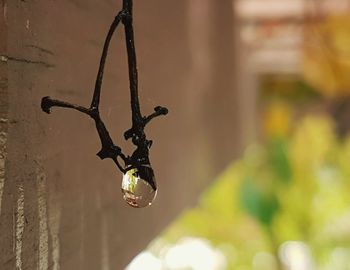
[121,165,157,208]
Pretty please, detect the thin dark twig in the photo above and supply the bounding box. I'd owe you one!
[91,10,124,109]
[122,0,142,125]
[41,96,126,173]
[41,97,90,115]
[41,0,168,174]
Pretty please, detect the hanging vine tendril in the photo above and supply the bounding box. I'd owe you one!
[41,0,168,208]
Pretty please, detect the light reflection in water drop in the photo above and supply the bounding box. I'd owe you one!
[121,165,157,208]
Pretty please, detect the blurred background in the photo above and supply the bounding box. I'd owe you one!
[126,0,350,269]
[2,0,350,269]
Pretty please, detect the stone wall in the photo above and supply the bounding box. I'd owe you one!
[0,0,240,269]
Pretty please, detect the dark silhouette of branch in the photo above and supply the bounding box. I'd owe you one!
[41,0,168,174]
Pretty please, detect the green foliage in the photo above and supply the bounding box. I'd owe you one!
[240,176,279,227]
[268,138,292,184]
[159,115,350,270]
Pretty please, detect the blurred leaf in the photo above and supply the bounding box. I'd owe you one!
[268,138,292,184]
[263,101,292,138]
[239,177,279,227]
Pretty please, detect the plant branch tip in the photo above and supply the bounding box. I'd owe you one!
[154,106,169,115]
[41,96,52,114]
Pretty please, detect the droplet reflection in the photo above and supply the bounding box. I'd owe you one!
[121,165,157,208]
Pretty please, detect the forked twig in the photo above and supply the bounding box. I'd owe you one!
[41,0,168,174]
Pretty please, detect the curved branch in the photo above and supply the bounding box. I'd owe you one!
[91,10,125,109]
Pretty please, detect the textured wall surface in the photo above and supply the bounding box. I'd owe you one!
[0,0,240,269]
